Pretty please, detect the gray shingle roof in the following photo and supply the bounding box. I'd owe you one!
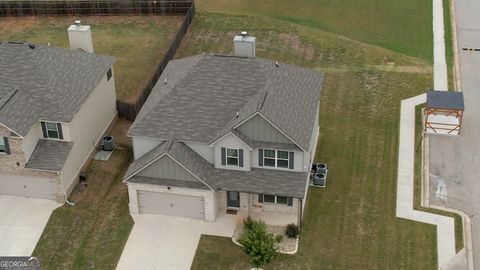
[128,176,209,190]
[427,90,464,110]
[124,140,308,198]
[129,54,323,150]
[26,139,74,171]
[0,41,115,136]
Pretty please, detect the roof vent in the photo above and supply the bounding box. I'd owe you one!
[241,31,248,37]
[75,20,81,26]
[275,61,279,67]
[235,112,239,118]
[164,78,167,85]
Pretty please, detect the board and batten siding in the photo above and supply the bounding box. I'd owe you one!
[237,114,292,144]
[61,71,117,195]
[138,155,198,181]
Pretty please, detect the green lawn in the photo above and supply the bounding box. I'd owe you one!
[197,0,433,62]
[32,145,134,269]
[0,16,183,102]
[182,12,446,269]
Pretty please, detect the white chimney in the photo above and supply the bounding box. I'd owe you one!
[67,20,94,53]
[233,31,255,57]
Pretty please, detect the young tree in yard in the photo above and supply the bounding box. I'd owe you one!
[238,219,277,269]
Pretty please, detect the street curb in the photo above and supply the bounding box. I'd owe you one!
[423,134,474,270]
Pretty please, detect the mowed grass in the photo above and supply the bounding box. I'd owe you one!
[0,16,183,102]
[197,0,433,62]
[32,146,134,269]
[181,12,444,269]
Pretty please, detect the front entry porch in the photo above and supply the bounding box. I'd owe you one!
[217,191,301,226]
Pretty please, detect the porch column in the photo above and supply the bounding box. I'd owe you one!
[247,193,252,217]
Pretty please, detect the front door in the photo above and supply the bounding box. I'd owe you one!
[227,191,240,208]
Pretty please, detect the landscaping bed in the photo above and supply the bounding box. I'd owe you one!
[233,222,298,254]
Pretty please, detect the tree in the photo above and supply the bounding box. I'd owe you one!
[238,219,277,269]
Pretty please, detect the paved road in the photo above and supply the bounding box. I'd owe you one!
[429,0,480,268]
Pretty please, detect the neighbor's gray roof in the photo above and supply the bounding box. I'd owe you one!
[124,140,308,198]
[427,90,464,110]
[129,54,323,150]
[26,139,74,171]
[0,41,115,136]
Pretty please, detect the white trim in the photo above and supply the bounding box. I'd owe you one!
[208,131,253,150]
[0,122,22,138]
[44,121,60,139]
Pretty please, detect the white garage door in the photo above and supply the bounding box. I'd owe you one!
[0,173,56,200]
[138,191,205,219]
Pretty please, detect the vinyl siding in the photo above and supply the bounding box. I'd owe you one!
[213,133,251,171]
[133,137,164,160]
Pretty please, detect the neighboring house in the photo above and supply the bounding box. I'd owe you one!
[124,34,323,225]
[0,22,117,203]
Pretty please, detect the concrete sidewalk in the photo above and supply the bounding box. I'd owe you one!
[433,0,448,90]
[116,213,236,270]
[0,195,60,256]
[395,94,457,269]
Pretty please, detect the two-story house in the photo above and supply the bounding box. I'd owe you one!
[123,34,323,225]
[0,22,117,203]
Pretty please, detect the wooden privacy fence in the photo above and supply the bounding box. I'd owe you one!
[0,0,193,16]
[116,1,195,120]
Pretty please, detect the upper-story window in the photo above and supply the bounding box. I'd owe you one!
[226,148,239,166]
[41,122,64,140]
[221,147,244,167]
[262,149,291,169]
[0,136,10,154]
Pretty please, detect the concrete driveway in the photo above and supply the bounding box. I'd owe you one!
[117,212,236,270]
[0,195,60,256]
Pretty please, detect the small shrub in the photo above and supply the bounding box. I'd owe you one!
[243,216,254,231]
[238,219,277,269]
[285,223,299,238]
[275,234,283,243]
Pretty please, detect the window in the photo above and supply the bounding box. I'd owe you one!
[41,121,63,140]
[46,122,60,139]
[277,151,289,168]
[259,194,293,206]
[107,68,112,81]
[263,194,275,203]
[263,149,276,167]
[276,196,288,205]
[226,148,239,166]
[263,149,290,168]
[0,137,7,153]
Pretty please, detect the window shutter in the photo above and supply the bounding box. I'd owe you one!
[4,137,10,155]
[258,149,263,166]
[289,151,294,169]
[57,123,63,140]
[41,122,48,138]
[239,149,244,167]
[287,197,293,206]
[258,194,263,203]
[221,147,226,165]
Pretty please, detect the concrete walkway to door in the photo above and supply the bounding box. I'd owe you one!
[0,195,60,256]
[116,212,236,270]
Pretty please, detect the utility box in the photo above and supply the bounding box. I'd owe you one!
[234,31,256,57]
[68,20,94,53]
